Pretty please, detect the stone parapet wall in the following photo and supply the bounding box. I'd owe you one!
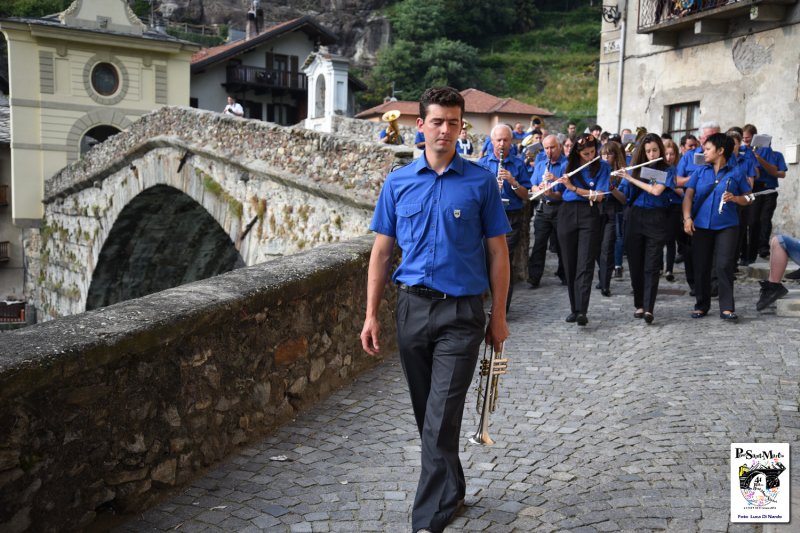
[0,236,396,533]
[46,106,414,205]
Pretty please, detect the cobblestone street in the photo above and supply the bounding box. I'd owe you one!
[116,264,800,532]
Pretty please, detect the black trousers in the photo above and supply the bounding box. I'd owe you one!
[746,192,778,259]
[527,203,563,283]
[596,205,618,292]
[557,201,602,314]
[396,291,485,533]
[505,209,524,311]
[664,203,684,273]
[692,226,739,313]
[625,207,668,313]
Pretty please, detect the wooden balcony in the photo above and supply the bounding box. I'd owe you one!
[0,185,8,207]
[225,65,307,94]
[639,0,797,39]
[0,241,9,262]
[0,300,25,323]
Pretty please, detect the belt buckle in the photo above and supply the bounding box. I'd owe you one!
[431,290,447,300]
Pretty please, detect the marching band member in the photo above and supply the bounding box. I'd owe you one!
[616,134,676,323]
[455,127,474,155]
[682,133,752,321]
[479,124,532,311]
[662,139,686,283]
[556,133,610,326]
[527,135,567,289]
[596,141,628,296]
[726,129,759,266]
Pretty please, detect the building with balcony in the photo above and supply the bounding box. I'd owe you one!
[597,0,799,230]
[0,90,23,302]
[190,15,364,126]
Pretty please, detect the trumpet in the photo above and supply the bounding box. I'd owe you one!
[469,342,508,446]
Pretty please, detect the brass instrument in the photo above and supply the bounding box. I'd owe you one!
[381,109,402,145]
[526,115,546,133]
[470,342,508,446]
[625,126,647,153]
[462,119,473,131]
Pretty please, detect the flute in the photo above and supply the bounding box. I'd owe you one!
[610,157,663,176]
[718,176,732,215]
[529,156,600,201]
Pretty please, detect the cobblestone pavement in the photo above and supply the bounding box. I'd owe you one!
[117,263,800,532]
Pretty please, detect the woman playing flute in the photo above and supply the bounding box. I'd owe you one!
[596,141,628,297]
[615,133,676,324]
[682,133,752,321]
[556,133,610,326]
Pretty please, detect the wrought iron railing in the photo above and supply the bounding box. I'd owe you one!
[226,65,307,91]
[639,0,745,30]
[0,301,25,323]
[0,185,8,207]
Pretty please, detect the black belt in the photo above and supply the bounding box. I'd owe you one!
[398,283,450,300]
[544,200,562,206]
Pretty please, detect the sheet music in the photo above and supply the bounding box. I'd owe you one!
[751,134,772,149]
[621,133,636,145]
[640,166,668,185]
[693,152,705,166]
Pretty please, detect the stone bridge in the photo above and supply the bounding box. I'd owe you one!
[28,107,412,321]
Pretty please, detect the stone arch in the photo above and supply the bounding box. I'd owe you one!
[85,184,244,311]
[66,108,134,163]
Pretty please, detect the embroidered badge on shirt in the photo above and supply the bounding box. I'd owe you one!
[454,209,461,219]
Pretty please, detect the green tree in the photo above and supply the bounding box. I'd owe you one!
[0,0,72,18]
[390,0,446,42]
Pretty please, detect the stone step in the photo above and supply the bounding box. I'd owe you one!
[777,289,800,317]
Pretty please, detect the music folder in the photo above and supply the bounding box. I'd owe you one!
[693,152,705,166]
[621,133,636,145]
[640,167,668,185]
[751,134,772,149]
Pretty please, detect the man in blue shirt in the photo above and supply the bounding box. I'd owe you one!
[379,127,404,145]
[414,130,425,150]
[527,134,567,288]
[360,87,511,533]
[478,124,532,311]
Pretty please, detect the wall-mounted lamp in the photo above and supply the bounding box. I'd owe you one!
[602,4,622,25]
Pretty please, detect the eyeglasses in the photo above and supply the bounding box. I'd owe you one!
[576,135,595,146]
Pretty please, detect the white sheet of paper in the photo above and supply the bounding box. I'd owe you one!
[693,152,705,166]
[640,167,668,185]
[621,133,636,145]
[751,134,772,149]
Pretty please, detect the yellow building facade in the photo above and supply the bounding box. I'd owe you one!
[0,0,198,227]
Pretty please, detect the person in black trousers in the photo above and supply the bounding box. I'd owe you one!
[616,134,676,324]
[682,133,752,321]
[596,141,628,296]
[555,133,610,326]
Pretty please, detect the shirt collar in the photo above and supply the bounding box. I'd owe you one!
[415,152,464,175]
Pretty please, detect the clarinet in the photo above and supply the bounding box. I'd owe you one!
[496,148,505,191]
[718,175,732,215]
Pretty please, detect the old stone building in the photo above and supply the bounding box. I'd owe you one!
[597,0,799,230]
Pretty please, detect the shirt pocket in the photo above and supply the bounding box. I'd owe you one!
[448,205,481,247]
[396,202,423,246]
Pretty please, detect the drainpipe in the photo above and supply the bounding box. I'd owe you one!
[615,1,627,133]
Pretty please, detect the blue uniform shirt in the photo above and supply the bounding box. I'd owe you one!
[530,154,569,203]
[379,128,404,144]
[626,166,677,209]
[478,152,532,211]
[733,147,758,179]
[677,146,704,178]
[755,148,787,190]
[370,153,511,296]
[664,165,683,205]
[559,160,612,203]
[686,161,751,230]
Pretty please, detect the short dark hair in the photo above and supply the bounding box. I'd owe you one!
[727,126,743,136]
[567,121,576,127]
[680,134,697,147]
[660,133,672,140]
[530,129,543,136]
[704,132,734,159]
[590,124,602,133]
[743,123,758,135]
[419,86,464,121]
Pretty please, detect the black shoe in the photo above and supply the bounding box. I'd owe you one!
[786,268,800,280]
[691,310,707,318]
[720,311,738,321]
[756,281,789,311]
[528,280,540,289]
[614,266,623,278]
[601,289,611,297]
[565,312,578,323]
[634,309,644,319]
[665,272,675,282]
[644,312,654,324]
[576,313,588,326]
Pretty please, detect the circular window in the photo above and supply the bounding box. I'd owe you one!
[91,63,119,96]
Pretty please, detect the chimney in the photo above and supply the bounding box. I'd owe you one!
[246,1,257,40]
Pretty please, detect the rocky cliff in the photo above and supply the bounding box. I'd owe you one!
[161,0,391,66]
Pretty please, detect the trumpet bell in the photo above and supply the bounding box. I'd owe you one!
[462,119,472,130]
[381,109,401,122]
[521,134,536,147]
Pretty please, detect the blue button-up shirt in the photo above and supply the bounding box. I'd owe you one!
[558,160,612,203]
[478,152,532,211]
[755,147,787,190]
[686,161,751,230]
[677,146,704,178]
[370,154,511,296]
[734,146,758,179]
[624,165,677,209]
[530,154,569,187]
[414,131,425,146]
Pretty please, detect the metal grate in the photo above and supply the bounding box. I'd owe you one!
[639,0,744,30]
[0,241,8,262]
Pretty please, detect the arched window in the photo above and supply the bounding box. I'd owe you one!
[80,125,121,155]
